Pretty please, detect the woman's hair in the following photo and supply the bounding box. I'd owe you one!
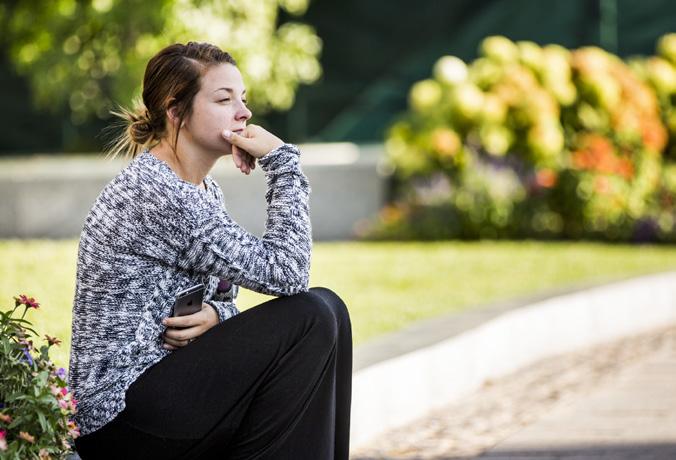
[105,42,237,160]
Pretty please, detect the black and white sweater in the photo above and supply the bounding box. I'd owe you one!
[67,144,312,436]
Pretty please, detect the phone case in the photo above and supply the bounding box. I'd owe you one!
[172,283,205,317]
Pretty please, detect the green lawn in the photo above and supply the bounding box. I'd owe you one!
[2,239,675,371]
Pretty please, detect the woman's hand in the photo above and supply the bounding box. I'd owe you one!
[161,302,219,350]
[230,141,257,176]
[223,124,284,175]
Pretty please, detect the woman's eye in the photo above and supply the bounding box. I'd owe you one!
[217,98,247,105]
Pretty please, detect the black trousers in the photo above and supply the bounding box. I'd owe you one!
[74,286,352,460]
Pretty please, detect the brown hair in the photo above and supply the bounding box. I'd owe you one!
[105,42,237,160]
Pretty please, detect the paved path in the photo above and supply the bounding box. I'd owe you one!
[351,326,676,459]
[479,331,676,459]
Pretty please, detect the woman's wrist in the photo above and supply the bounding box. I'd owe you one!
[258,143,300,172]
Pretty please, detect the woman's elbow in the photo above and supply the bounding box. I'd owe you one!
[273,269,310,296]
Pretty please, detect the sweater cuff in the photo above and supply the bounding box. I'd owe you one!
[258,143,300,173]
[206,300,240,323]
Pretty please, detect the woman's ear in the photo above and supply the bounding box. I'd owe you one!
[166,105,180,128]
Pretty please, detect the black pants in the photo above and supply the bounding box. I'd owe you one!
[74,287,352,460]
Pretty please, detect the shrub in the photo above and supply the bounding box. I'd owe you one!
[360,34,676,242]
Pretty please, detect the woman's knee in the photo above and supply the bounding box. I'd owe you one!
[308,286,351,328]
[285,289,339,341]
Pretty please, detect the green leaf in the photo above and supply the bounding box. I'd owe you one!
[1,0,322,121]
[37,410,49,432]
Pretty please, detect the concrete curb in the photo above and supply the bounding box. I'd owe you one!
[349,270,676,449]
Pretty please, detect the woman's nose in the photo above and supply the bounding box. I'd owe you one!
[236,102,252,121]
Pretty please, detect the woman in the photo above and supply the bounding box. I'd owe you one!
[68,42,352,460]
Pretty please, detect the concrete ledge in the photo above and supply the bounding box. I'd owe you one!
[350,270,676,449]
[0,143,390,240]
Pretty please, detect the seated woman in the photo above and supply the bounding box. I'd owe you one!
[68,41,352,460]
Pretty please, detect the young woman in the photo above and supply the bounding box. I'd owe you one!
[68,42,352,460]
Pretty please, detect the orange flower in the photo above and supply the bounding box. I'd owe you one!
[44,334,62,346]
[616,158,635,180]
[430,128,461,158]
[19,431,35,443]
[535,169,558,188]
[379,204,407,224]
[642,120,668,152]
[571,133,634,179]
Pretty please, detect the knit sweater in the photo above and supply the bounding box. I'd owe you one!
[67,144,312,437]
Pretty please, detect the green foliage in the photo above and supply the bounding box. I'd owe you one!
[0,295,79,459]
[364,33,676,242]
[0,0,322,124]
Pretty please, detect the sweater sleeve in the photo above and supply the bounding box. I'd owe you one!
[179,143,312,297]
[205,299,239,323]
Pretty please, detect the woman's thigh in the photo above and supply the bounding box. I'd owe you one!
[117,288,340,442]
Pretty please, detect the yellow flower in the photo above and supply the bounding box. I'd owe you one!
[433,55,468,85]
[409,79,442,113]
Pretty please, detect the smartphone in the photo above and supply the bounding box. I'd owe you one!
[172,283,205,317]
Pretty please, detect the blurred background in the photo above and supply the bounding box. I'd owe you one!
[1,0,674,150]
[1,0,676,377]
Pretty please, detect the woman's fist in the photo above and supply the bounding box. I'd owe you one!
[223,124,284,159]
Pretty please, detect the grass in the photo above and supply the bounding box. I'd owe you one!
[2,239,675,372]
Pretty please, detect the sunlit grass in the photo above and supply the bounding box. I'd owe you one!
[2,239,675,371]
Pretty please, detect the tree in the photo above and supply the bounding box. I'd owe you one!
[0,0,322,124]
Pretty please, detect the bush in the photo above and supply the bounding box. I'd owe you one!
[359,34,676,242]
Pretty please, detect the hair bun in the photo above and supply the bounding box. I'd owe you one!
[129,109,155,145]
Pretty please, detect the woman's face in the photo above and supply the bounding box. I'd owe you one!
[182,63,252,156]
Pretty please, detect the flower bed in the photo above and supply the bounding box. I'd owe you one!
[0,295,79,459]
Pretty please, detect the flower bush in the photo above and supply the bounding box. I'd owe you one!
[358,33,676,242]
[0,295,79,459]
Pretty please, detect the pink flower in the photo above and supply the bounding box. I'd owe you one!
[0,429,5,439]
[49,385,61,397]
[60,387,68,396]
[14,294,40,309]
[0,437,6,451]
[39,448,52,459]
[67,420,80,439]
[0,413,11,424]
[58,399,69,410]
